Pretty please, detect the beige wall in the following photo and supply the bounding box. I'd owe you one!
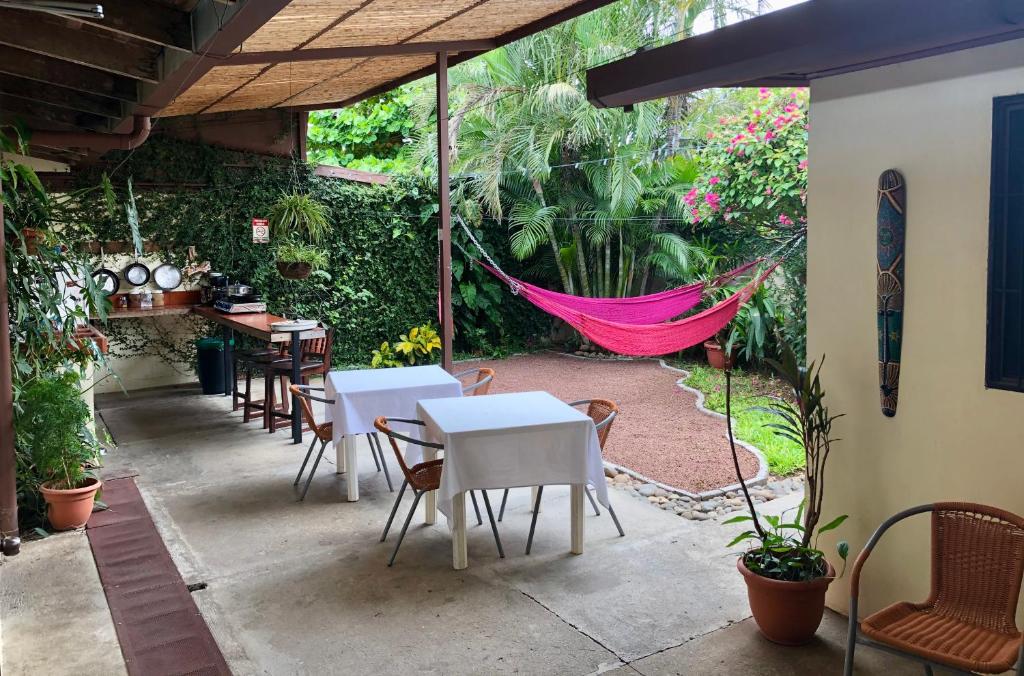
[808,39,1024,621]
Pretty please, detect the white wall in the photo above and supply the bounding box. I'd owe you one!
[807,39,1024,620]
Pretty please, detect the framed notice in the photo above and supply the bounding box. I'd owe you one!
[252,218,270,244]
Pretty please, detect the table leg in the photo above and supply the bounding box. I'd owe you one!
[423,446,437,525]
[336,436,347,474]
[345,435,358,502]
[290,330,302,444]
[570,484,584,555]
[221,325,233,398]
[531,486,541,513]
[452,492,468,570]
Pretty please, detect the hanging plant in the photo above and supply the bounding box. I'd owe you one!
[275,239,329,280]
[268,192,330,242]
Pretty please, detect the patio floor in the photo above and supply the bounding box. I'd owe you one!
[5,379,927,674]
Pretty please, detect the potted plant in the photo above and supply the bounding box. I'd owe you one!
[15,374,103,530]
[275,240,329,280]
[703,336,735,370]
[268,192,329,242]
[723,342,849,645]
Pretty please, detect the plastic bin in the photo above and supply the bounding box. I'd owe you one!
[196,337,232,395]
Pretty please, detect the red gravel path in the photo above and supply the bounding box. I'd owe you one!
[471,353,759,493]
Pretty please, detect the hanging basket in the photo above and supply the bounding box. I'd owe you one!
[276,261,312,280]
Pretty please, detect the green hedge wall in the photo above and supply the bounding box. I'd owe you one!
[57,137,548,366]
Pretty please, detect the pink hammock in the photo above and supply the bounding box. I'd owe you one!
[489,262,779,357]
[481,259,760,324]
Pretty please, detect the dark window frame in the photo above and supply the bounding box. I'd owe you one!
[986,94,1024,392]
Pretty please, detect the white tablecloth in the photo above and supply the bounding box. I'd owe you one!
[324,366,462,453]
[416,391,610,520]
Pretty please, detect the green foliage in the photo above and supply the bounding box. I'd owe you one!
[725,283,781,364]
[14,374,100,492]
[275,240,329,270]
[722,342,849,582]
[52,137,545,366]
[394,324,441,365]
[268,192,330,242]
[370,342,403,369]
[307,87,416,173]
[680,362,804,475]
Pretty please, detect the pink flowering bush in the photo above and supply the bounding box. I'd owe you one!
[686,88,808,235]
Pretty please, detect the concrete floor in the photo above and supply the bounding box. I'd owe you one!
[3,382,929,675]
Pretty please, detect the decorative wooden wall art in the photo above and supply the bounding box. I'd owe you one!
[876,169,906,417]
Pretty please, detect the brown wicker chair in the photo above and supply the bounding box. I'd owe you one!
[844,502,1024,676]
[496,398,624,553]
[374,416,503,566]
[453,367,495,396]
[289,385,392,500]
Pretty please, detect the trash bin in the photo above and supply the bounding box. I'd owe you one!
[196,337,231,395]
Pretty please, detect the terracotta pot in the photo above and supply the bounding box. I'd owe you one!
[40,477,102,531]
[22,228,42,254]
[276,261,312,279]
[737,556,835,645]
[704,340,736,370]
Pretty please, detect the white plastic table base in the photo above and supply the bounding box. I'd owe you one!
[335,435,359,502]
[570,484,585,555]
[452,492,468,570]
[424,447,438,525]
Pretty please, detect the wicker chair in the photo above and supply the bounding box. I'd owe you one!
[496,398,625,553]
[844,503,1024,676]
[374,416,503,567]
[453,367,495,396]
[289,385,393,500]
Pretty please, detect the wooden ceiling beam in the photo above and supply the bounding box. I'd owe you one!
[586,0,1024,107]
[0,96,110,132]
[82,0,193,51]
[0,73,124,118]
[0,8,163,83]
[0,45,139,102]
[225,39,498,65]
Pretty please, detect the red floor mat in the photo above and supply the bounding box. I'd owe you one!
[87,477,231,676]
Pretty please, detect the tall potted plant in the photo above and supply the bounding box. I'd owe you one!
[16,374,103,530]
[269,192,331,280]
[723,342,849,645]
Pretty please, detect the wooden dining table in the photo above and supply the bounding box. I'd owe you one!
[192,306,325,444]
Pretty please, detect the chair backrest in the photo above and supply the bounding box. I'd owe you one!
[373,416,444,486]
[288,384,333,441]
[569,398,618,449]
[928,502,1024,634]
[453,367,495,396]
[301,328,334,365]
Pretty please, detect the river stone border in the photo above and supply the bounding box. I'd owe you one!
[552,351,804,521]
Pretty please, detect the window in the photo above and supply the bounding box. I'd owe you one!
[987,94,1024,391]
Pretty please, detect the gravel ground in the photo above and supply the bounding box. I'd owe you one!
[470,353,759,493]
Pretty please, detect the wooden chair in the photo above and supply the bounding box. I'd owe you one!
[289,385,393,500]
[496,398,625,553]
[453,367,495,396]
[242,329,335,433]
[844,503,1024,676]
[374,416,503,567]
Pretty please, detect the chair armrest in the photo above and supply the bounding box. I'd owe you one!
[452,368,476,379]
[850,504,934,602]
[595,410,617,431]
[461,374,492,394]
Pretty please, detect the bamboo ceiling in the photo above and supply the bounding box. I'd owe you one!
[161,0,590,116]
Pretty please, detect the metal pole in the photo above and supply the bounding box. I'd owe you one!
[0,167,21,551]
[436,51,454,372]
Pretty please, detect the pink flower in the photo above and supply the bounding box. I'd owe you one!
[765,186,773,195]
[798,159,808,170]
[732,133,746,143]
[706,131,715,139]
[683,187,698,206]
[705,193,721,211]
[774,117,786,129]
[690,207,701,220]
[764,131,775,141]
[754,109,762,117]
[779,213,794,226]
[759,87,771,100]
[709,176,720,185]
[718,117,727,124]
[747,122,757,134]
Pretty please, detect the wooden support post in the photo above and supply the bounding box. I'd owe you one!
[0,169,18,544]
[436,51,454,373]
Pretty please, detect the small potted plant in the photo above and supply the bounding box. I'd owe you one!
[275,240,329,280]
[723,342,849,645]
[16,374,103,530]
[268,191,329,242]
[704,335,736,370]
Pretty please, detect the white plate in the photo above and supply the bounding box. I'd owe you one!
[271,319,318,332]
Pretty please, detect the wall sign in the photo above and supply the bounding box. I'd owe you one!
[877,169,906,418]
[252,218,270,244]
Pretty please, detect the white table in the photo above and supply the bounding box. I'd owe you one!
[417,391,609,569]
[324,365,462,501]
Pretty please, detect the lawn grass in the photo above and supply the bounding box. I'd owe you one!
[675,361,805,476]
